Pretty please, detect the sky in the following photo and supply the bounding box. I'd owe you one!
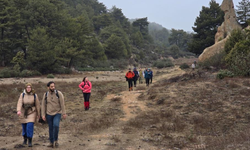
[98,0,242,32]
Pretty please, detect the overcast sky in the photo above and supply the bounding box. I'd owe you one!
[98,0,242,32]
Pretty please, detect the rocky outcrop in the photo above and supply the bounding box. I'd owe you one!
[199,0,242,62]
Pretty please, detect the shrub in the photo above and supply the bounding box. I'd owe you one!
[20,70,42,77]
[224,29,245,54]
[20,70,32,77]
[47,74,55,78]
[216,69,234,79]
[0,68,19,78]
[199,51,226,69]
[153,59,174,69]
[179,63,190,70]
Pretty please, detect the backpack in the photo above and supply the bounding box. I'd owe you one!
[38,90,60,124]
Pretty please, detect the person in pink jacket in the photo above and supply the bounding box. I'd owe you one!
[78,77,92,110]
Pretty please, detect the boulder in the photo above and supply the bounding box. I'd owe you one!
[199,0,242,62]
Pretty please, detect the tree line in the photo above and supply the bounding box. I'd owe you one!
[0,0,197,75]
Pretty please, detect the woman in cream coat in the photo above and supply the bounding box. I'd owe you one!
[17,83,40,147]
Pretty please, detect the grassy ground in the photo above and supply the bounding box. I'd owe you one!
[1,66,250,149]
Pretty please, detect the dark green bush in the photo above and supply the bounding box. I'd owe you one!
[216,70,234,79]
[0,68,19,78]
[47,74,55,78]
[20,70,42,77]
[179,63,190,70]
[153,59,174,69]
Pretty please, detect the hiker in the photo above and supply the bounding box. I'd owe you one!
[125,68,135,91]
[41,81,67,148]
[149,68,153,83]
[143,68,147,83]
[133,68,139,87]
[79,77,92,111]
[191,61,197,71]
[144,68,152,86]
[139,68,143,84]
[16,83,40,147]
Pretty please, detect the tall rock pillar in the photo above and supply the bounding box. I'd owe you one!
[199,0,242,62]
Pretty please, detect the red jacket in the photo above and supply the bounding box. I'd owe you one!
[79,81,92,93]
[126,71,135,79]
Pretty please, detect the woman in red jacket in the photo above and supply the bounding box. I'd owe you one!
[79,77,92,110]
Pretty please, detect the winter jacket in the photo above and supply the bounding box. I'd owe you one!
[41,90,66,116]
[126,71,135,79]
[133,70,139,80]
[79,81,92,93]
[17,91,40,123]
[139,70,143,78]
[144,71,152,79]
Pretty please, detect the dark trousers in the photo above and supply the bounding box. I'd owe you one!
[22,123,34,138]
[146,78,150,86]
[134,79,137,87]
[150,77,153,83]
[128,78,133,88]
[83,93,91,108]
[46,114,61,143]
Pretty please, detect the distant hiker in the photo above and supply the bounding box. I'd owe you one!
[133,68,139,87]
[139,68,143,84]
[143,68,147,83]
[125,68,135,91]
[16,83,40,147]
[149,68,153,83]
[79,77,92,111]
[41,81,67,148]
[144,68,152,86]
[191,61,197,71]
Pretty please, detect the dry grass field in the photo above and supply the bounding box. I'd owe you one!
[1,65,250,150]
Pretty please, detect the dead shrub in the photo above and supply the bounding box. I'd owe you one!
[111,135,121,143]
[242,80,250,87]
[110,97,122,102]
[228,81,240,89]
[156,98,165,105]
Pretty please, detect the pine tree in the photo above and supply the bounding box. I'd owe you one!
[188,0,224,55]
[236,0,250,26]
[0,0,20,66]
[104,34,127,59]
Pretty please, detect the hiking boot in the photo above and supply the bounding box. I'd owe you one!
[22,136,27,145]
[47,143,54,148]
[28,138,32,147]
[54,141,59,148]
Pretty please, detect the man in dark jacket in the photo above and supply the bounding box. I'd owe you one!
[133,68,139,87]
[144,68,152,86]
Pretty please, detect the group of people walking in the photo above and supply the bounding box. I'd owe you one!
[125,67,153,91]
[16,77,92,148]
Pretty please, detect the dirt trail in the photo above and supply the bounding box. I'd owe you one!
[0,67,183,150]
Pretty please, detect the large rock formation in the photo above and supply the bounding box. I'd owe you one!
[199,0,242,62]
